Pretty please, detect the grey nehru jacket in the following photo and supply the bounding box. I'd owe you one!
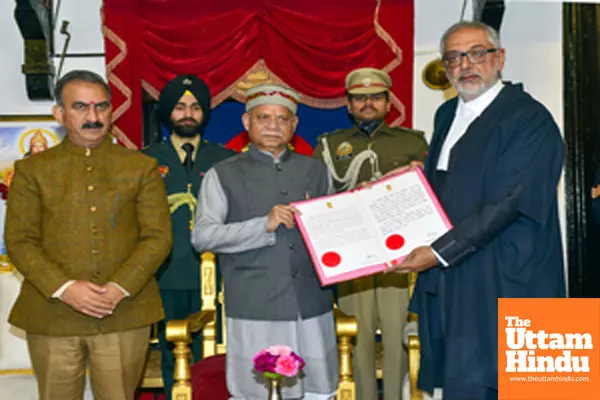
[191,146,334,321]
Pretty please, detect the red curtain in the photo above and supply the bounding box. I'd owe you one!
[102,0,414,149]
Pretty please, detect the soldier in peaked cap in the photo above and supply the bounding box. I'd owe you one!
[192,83,339,399]
[313,67,429,400]
[142,74,235,400]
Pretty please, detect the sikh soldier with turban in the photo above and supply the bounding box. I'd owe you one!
[192,83,339,399]
[142,74,235,399]
[314,67,429,400]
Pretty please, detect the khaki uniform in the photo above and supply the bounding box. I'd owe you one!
[314,122,428,400]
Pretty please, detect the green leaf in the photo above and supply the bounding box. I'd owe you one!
[264,371,282,379]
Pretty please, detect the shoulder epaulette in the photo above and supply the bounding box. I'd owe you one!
[388,126,425,138]
[317,128,348,140]
[202,140,230,149]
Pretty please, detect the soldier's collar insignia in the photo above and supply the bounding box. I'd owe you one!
[159,165,169,178]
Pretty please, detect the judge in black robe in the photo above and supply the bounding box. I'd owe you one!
[390,22,566,399]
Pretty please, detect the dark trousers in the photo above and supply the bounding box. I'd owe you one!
[157,289,202,400]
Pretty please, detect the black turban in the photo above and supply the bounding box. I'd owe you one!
[157,74,211,133]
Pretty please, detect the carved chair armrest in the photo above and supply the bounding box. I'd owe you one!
[166,310,217,400]
[406,272,424,400]
[408,333,423,400]
[334,308,357,400]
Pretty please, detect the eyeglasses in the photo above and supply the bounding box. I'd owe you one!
[442,47,498,68]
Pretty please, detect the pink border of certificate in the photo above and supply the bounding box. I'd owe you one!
[291,168,453,286]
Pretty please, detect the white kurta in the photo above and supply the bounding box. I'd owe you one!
[192,150,338,399]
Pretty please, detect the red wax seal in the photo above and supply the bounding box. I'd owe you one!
[321,251,341,268]
[386,234,405,250]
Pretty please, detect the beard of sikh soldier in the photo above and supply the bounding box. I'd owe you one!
[170,92,204,138]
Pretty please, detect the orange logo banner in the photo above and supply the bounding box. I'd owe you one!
[498,298,600,400]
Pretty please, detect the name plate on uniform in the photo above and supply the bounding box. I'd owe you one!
[291,168,452,286]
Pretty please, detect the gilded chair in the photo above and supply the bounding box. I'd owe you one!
[166,252,358,400]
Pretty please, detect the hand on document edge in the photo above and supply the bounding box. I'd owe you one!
[387,245,438,274]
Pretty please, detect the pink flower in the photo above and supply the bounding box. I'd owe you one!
[253,350,278,373]
[253,345,305,377]
[267,345,292,356]
[274,354,299,377]
[290,352,306,370]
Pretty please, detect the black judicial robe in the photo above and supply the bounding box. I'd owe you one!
[410,82,566,399]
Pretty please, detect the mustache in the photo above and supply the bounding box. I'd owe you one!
[458,71,482,81]
[82,121,104,129]
[359,106,377,113]
[260,127,284,136]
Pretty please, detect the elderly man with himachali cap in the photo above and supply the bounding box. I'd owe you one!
[142,74,235,400]
[313,67,428,400]
[191,83,339,399]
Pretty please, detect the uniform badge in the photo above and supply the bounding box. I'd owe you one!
[335,141,353,160]
[159,166,169,178]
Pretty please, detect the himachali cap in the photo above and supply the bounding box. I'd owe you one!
[345,67,392,95]
[245,83,300,115]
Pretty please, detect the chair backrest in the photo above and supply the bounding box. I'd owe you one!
[200,252,226,355]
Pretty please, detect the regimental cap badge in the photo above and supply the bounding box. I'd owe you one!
[182,78,193,85]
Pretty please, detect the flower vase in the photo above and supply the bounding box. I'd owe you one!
[267,376,283,400]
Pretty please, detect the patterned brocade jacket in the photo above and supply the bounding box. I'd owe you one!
[5,137,172,336]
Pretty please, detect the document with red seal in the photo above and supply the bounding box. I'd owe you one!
[291,168,452,286]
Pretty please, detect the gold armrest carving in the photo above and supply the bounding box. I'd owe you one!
[166,319,192,400]
[408,335,423,400]
[184,310,217,335]
[334,308,357,400]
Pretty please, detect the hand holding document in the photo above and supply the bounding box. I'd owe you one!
[291,168,452,286]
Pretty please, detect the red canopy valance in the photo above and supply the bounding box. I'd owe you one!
[102,0,414,148]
